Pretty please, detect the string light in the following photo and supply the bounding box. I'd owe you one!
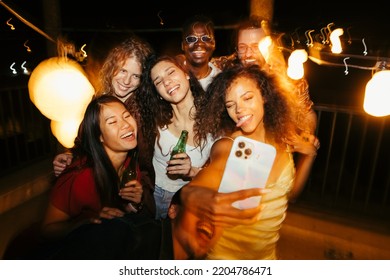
[330,28,344,54]
[287,49,308,80]
[6,18,15,30]
[277,21,390,117]
[9,62,17,75]
[23,40,32,52]
[157,10,164,26]
[363,61,390,117]
[1,1,389,118]
[21,61,29,75]
[343,57,350,75]
[258,36,273,64]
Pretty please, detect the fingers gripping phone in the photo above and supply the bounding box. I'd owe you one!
[218,136,276,209]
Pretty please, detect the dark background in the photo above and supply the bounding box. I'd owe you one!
[1,0,389,107]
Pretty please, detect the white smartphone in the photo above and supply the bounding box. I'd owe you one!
[218,136,277,209]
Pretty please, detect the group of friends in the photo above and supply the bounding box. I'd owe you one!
[32,14,320,260]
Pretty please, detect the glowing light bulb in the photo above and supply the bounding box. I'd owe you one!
[51,119,82,148]
[287,49,308,80]
[258,36,273,63]
[28,57,94,121]
[364,70,390,117]
[28,57,95,147]
[330,28,344,54]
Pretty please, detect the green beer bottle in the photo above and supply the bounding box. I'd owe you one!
[170,130,188,161]
[168,130,188,179]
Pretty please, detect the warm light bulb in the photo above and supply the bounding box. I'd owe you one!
[258,36,272,63]
[330,28,344,54]
[28,57,95,121]
[51,119,82,148]
[287,49,308,80]
[28,57,95,147]
[364,70,390,117]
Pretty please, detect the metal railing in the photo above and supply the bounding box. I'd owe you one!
[300,104,390,222]
[1,86,389,222]
[0,86,56,176]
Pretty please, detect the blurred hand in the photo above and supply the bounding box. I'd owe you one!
[181,185,270,227]
[53,152,73,177]
[283,132,320,156]
[90,207,125,224]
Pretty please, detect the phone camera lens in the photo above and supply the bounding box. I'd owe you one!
[238,141,245,148]
[235,150,243,157]
[244,148,252,156]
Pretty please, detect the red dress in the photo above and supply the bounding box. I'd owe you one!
[50,165,101,220]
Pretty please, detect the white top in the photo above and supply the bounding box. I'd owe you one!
[198,62,221,91]
[153,126,215,192]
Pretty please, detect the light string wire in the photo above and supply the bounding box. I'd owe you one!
[1,1,88,61]
[2,1,389,72]
[0,0,56,43]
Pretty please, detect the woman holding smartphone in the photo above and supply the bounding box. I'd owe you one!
[182,64,319,259]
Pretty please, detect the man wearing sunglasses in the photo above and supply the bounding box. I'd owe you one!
[177,14,221,90]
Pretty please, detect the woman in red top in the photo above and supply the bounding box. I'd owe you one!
[41,95,143,241]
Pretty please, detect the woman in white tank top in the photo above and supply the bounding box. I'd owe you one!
[136,55,217,219]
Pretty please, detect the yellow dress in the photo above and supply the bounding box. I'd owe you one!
[207,152,295,260]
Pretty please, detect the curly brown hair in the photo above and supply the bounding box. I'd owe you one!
[196,64,298,148]
[96,34,154,96]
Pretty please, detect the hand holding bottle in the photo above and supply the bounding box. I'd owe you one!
[119,149,143,212]
[167,130,192,178]
[119,180,143,204]
[167,152,192,176]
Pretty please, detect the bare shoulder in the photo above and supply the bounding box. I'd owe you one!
[209,137,234,160]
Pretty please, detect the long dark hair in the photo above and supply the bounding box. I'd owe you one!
[70,95,130,208]
[136,55,209,152]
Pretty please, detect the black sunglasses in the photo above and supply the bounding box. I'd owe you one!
[185,35,214,44]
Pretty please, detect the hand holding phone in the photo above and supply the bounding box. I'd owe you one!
[218,136,276,209]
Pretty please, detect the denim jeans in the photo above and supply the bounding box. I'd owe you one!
[154,185,176,220]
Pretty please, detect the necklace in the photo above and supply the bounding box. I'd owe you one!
[198,66,211,79]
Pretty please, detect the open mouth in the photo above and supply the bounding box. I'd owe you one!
[120,131,134,139]
[236,114,252,127]
[196,219,215,240]
[192,50,206,57]
[244,59,257,64]
[168,85,179,95]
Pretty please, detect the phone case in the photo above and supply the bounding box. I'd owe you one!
[218,136,277,209]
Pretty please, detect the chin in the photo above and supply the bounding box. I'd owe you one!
[191,251,208,260]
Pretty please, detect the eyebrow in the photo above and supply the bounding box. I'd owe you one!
[152,65,175,83]
[226,91,251,103]
[104,115,115,121]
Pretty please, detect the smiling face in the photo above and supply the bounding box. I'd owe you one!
[225,76,265,135]
[237,28,267,67]
[151,60,191,104]
[181,21,215,68]
[99,101,137,156]
[111,57,142,102]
